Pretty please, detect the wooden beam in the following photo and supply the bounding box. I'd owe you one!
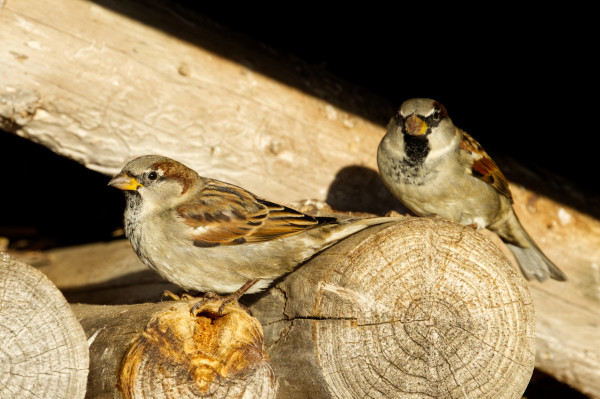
[0,0,395,207]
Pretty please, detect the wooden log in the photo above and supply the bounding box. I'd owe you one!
[0,252,89,399]
[29,187,600,398]
[38,239,176,305]
[72,300,277,399]
[0,0,396,210]
[248,217,535,399]
[508,184,600,399]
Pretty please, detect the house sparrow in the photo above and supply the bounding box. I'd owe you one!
[377,98,566,282]
[109,155,396,312]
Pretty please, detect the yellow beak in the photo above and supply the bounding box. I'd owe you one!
[404,114,428,136]
[108,173,143,191]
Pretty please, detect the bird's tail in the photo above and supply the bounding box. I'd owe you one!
[318,216,398,247]
[506,231,567,282]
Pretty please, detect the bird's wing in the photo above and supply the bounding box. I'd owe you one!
[177,180,325,247]
[460,130,513,201]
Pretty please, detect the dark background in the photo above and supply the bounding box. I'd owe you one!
[0,3,593,397]
[190,3,595,188]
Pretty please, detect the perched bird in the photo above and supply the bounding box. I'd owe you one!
[377,98,566,282]
[109,155,396,312]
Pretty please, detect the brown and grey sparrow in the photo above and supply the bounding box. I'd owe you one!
[377,98,566,282]
[109,155,396,311]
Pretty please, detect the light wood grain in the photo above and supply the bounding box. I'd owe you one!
[29,194,600,398]
[0,253,89,399]
[0,0,394,206]
[249,218,535,399]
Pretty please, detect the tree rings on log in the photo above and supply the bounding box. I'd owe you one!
[119,300,278,399]
[272,217,535,399]
[0,252,89,399]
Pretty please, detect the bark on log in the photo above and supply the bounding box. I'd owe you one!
[72,300,277,399]
[0,252,89,399]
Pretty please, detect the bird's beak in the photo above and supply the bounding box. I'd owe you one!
[108,173,143,191]
[404,114,428,136]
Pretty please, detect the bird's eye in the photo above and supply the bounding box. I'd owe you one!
[148,171,158,181]
[432,108,441,120]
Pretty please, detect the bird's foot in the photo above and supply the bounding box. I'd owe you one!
[190,279,260,317]
[190,292,238,317]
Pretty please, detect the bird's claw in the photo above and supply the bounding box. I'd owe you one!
[190,292,229,317]
[190,292,254,317]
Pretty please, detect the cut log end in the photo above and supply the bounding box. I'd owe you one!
[257,217,536,399]
[119,300,278,399]
[0,252,89,399]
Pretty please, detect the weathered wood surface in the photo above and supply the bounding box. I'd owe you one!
[0,0,395,207]
[72,300,277,399]
[38,239,177,305]
[508,185,600,399]
[0,252,89,399]
[249,218,535,399]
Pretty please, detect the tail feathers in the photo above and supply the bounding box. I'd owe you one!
[506,242,567,282]
[320,216,398,246]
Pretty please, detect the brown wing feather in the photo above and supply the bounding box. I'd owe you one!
[177,180,323,247]
[460,131,513,201]
[246,199,332,242]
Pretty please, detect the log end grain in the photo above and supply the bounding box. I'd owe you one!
[119,300,278,399]
[0,252,89,399]
[270,217,536,399]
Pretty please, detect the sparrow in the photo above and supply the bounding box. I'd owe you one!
[108,155,396,312]
[377,98,566,282]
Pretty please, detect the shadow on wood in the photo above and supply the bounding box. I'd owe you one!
[325,165,408,216]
